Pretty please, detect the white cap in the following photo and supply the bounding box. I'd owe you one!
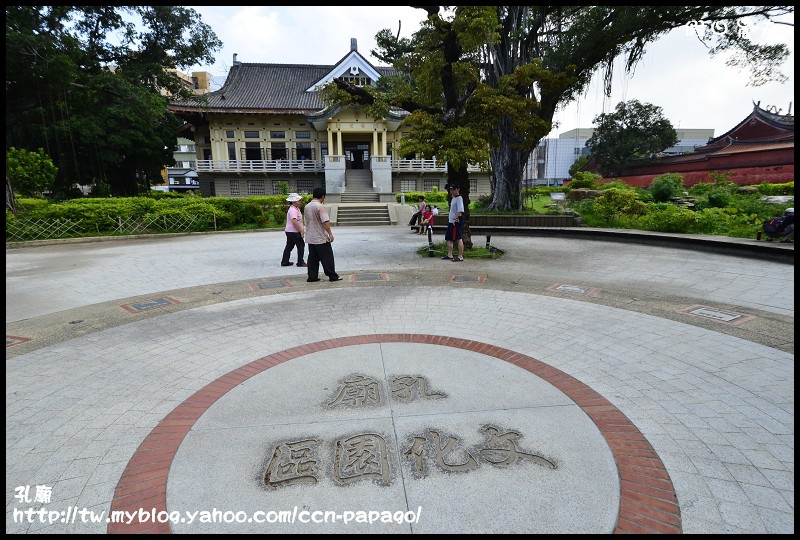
[286,193,302,202]
[785,207,794,214]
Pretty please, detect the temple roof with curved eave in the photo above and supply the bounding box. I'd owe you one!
[600,103,795,177]
[169,53,396,116]
[703,102,794,148]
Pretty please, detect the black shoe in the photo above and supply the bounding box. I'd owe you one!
[281,262,294,266]
[307,278,321,282]
[296,262,307,267]
[329,276,343,282]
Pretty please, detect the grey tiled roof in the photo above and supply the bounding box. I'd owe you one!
[705,104,794,147]
[171,63,395,114]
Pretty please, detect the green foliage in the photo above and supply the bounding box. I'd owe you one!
[7,178,792,242]
[592,188,648,221]
[395,191,449,205]
[635,204,697,233]
[707,171,735,185]
[477,6,790,210]
[415,242,503,260]
[568,171,602,189]
[586,99,679,177]
[5,6,222,197]
[757,181,794,196]
[705,188,732,209]
[323,6,501,175]
[597,180,629,190]
[6,148,58,196]
[689,207,759,236]
[568,154,590,178]
[14,197,51,214]
[147,190,187,199]
[687,182,714,196]
[650,173,684,202]
[566,177,793,238]
[275,181,289,196]
[472,194,495,211]
[7,195,303,237]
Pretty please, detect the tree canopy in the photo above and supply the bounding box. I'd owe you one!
[6,147,58,197]
[321,6,504,248]
[586,100,679,177]
[360,6,793,211]
[5,6,222,202]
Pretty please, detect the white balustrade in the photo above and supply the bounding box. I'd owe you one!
[195,158,487,173]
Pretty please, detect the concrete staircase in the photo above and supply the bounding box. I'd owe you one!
[334,169,391,226]
[340,170,379,203]
[335,204,391,226]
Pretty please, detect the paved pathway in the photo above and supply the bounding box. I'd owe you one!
[5,227,794,533]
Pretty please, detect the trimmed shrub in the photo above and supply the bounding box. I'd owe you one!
[638,203,696,233]
[756,181,794,196]
[650,173,684,202]
[568,171,601,189]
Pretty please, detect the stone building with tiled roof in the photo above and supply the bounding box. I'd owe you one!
[169,39,490,201]
[592,103,794,187]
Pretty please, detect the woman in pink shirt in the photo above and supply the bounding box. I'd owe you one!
[280,193,306,267]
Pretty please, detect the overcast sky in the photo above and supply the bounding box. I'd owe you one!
[186,6,794,140]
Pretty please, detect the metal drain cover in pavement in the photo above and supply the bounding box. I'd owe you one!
[121,296,181,313]
[353,273,387,282]
[680,305,756,325]
[255,280,290,289]
[450,274,485,283]
[547,283,597,296]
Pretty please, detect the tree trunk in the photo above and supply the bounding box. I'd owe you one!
[113,164,140,197]
[487,117,533,212]
[6,167,17,213]
[447,162,472,250]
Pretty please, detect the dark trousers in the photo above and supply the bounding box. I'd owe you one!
[307,242,338,280]
[281,232,305,264]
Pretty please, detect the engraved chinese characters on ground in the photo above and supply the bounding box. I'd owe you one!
[263,439,321,488]
[264,434,391,489]
[327,374,445,408]
[328,374,382,407]
[403,425,556,478]
[264,426,555,489]
[389,375,446,402]
[334,434,391,485]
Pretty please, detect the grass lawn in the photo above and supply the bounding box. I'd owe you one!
[416,241,504,260]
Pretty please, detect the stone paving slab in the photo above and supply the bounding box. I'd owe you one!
[165,342,618,533]
[5,227,794,534]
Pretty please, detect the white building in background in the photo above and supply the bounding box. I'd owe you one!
[523,128,715,184]
[155,70,212,192]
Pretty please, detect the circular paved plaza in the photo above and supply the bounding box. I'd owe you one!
[5,226,794,534]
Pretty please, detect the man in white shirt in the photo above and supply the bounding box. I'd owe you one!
[443,184,465,262]
[303,187,342,282]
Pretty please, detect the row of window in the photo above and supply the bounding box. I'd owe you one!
[224,130,311,140]
[209,179,476,197]
[400,179,478,193]
[227,179,316,196]
[226,142,324,161]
